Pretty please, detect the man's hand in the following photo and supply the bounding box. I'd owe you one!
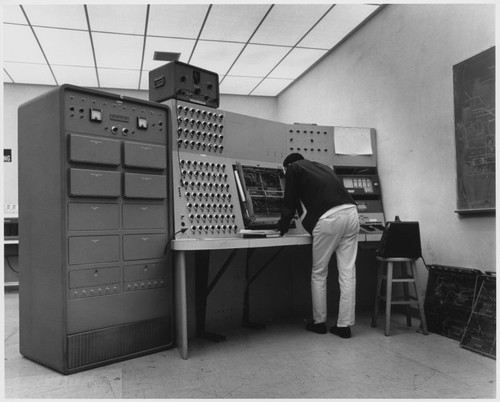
[277,218,290,237]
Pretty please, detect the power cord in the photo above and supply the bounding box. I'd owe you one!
[164,228,189,255]
[420,255,431,271]
[5,256,19,274]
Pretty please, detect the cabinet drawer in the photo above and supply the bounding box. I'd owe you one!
[123,204,166,229]
[68,235,120,265]
[69,168,121,198]
[69,134,120,166]
[123,141,166,170]
[123,234,167,261]
[68,203,119,231]
[124,262,164,281]
[123,173,166,199]
[69,266,121,288]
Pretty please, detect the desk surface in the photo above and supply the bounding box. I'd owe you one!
[171,234,312,251]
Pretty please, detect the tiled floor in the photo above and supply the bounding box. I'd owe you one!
[4,289,496,399]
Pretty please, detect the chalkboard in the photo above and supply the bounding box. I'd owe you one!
[453,47,495,213]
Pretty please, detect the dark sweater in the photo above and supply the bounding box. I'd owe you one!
[279,159,356,234]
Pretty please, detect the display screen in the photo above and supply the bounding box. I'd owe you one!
[242,166,284,216]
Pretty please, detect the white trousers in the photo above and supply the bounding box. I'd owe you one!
[311,206,359,326]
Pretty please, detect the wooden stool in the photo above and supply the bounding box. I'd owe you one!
[372,257,428,336]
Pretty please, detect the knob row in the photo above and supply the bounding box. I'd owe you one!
[182,181,230,191]
[189,213,236,222]
[191,224,238,234]
[180,160,226,171]
[186,202,233,212]
[177,118,224,132]
[177,128,224,142]
[178,139,224,152]
[177,105,224,123]
[185,191,231,201]
[182,170,228,181]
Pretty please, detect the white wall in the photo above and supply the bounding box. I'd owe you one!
[278,4,496,272]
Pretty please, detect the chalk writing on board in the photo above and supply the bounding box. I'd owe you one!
[453,47,495,212]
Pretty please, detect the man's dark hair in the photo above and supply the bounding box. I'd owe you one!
[283,153,305,168]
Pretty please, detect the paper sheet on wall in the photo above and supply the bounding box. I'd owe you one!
[334,127,373,155]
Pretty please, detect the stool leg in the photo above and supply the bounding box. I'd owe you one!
[372,261,384,327]
[410,261,428,335]
[402,262,412,327]
[385,262,393,336]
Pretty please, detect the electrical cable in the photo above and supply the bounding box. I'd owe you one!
[5,256,19,274]
[420,255,431,271]
[163,228,189,255]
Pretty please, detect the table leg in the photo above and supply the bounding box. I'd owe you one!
[175,250,188,359]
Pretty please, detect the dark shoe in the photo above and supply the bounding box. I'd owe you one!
[330,325,351,338]
[306,321,327,334]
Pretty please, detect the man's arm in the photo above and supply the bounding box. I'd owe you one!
[278,167,299,235]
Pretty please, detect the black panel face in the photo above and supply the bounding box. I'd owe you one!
[64,89,168,145]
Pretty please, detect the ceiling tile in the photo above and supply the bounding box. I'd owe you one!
[87,5,147,35]
[200,4,271,42]
[251,78,294,97]
[148,4,209,38]
[219,76,264,96]
[298,4,380,49]
[250,4,332,47]
[3,61,55,85]
[229,44,291,77]
[92,32,144,70]
[189,40,245,77]
[34,27,94,67]
[23,4,87,30]
[3,5,27,24]
[52,65,98,88]
[268,48,327,79]
[98,68,140,91]
[142,36,196,71]
[3,24,46,64]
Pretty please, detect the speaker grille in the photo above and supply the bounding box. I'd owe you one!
[67,317,171,370]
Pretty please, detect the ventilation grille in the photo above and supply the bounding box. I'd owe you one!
[67,317,171,370]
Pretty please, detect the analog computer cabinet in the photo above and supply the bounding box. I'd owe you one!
[18,85,174,374]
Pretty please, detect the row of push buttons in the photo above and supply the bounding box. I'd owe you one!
[124,279,165,292]
[70,284,120,299]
